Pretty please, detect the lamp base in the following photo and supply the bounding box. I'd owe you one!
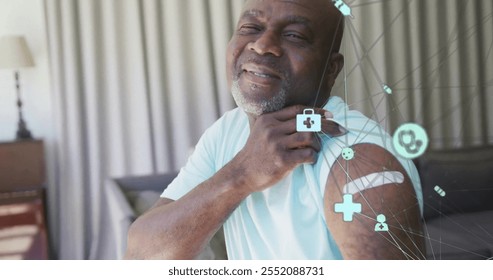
[16,119,33,140]
[13,71,33,140]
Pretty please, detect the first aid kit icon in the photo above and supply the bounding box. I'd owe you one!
[296,109,321,132]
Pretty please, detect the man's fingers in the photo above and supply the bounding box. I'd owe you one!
[273,108,347,138]
[269,105,327,122]
[284,132,321,152]
[321,119,347,137]
[276,118,298,134]
[265,105,343,138]
[269,105,305,121]
[321,110,347,137]
[286,147,319,165]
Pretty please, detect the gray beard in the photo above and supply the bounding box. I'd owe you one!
[231,79,287,116]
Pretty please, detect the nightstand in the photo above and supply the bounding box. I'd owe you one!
[0,140,49,259]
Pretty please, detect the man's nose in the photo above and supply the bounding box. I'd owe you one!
[248,31,283,57]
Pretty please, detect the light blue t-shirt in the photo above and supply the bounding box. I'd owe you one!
[162,96,423,259]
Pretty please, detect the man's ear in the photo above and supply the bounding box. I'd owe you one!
[325,53,344,89]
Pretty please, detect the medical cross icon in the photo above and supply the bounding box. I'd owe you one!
[303,117,315,129]
[334,194,362,222]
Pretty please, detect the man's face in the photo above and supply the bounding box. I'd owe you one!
[227,0,342,116]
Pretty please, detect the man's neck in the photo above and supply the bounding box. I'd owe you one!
[246,114,258,130]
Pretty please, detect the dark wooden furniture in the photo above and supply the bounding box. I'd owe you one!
[0,140,49,259]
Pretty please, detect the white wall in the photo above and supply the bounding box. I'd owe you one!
[0,0,52,142]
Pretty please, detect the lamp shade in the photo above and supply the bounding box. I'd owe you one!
[0,35,35,69]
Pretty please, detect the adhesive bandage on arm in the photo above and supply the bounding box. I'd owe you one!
[343,171,404,195]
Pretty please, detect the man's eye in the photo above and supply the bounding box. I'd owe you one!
[284,32,307,42]
[238,24,261,33]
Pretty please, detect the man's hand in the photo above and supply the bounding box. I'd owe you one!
[231,105,346,193]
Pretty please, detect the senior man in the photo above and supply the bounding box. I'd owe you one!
[125,0,425,260]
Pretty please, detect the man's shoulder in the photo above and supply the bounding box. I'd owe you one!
[219,107,247,125]
[199,107,249,153]
[207,107,248,137]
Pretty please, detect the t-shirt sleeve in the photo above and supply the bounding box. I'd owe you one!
[161,121,221,201]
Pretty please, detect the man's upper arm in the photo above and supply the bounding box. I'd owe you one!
[161,117,222,201]
[151,197,174,209]
[324,143,425,259]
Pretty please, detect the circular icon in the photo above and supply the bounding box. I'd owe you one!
[392,123,429,159]
[341,147,355,161]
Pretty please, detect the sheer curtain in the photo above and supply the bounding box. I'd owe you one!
[44,0,243,259]
[43,0,492,259]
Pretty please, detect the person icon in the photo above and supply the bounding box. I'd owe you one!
[374,214,389,232]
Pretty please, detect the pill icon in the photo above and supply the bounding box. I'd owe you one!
[333,0,354,18]
[383,84,393,95]
[434,186,446,197]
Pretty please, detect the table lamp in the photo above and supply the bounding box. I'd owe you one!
[0,35,35,139]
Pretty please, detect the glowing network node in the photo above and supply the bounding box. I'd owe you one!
[434,185,446,197]
[383,84,393,95]
[333,0,354,19]
[341,147,355,161]
[392,123,429,159]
